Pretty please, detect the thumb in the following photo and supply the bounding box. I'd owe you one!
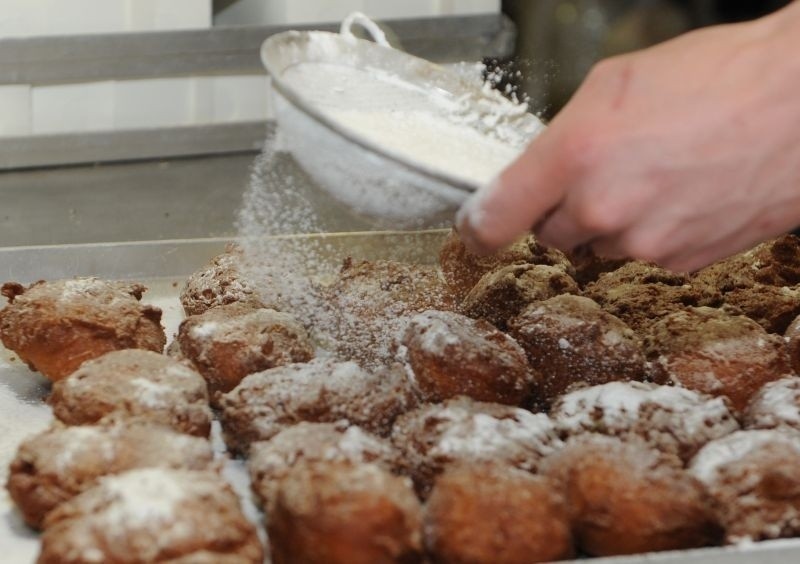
[456,128,568,254]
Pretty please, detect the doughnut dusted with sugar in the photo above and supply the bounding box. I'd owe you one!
[49,349,213,437]
[644,306,792,413]
[689,430,800,543]
[38,468,263,564]
[219,358,418,455]
[550,381,739,462]
[176,302,314,401]
[508,295,648,406]
[0,278,165,381]
[400,310,533,405]
[248,421,399,510]
[6,423,214,529]
[391,396,561,496]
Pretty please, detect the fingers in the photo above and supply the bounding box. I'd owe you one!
[456,131,568,254]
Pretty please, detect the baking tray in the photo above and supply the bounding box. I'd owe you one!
[2,232,800,564]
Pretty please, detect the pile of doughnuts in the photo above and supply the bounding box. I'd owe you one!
[4,229,800,563]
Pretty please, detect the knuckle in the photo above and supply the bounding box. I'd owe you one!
[619,233,663,263]
[557,126,608,174]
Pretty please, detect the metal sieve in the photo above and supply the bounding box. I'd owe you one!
[260,13,545,227]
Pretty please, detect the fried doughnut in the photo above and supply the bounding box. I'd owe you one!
[400,310,533,405]
[438,228,574,299]
[543,434,722,556]
[508,295,648,406]
[424,462,574,564]
[643,306,792,413]
[49,349,212,437]
[179,245,264,316]
[550,381,739,462]
[689,429,800,543]
[176,302,314,401]
[0,278,165,381]
[721,284,800,334]
[219,358,417,455]
[248,422,399,510]
[583,262,720,333]
[461,264,579,330]
[327,258,457,366]
[744,376,800,432]
[693,234,800,293]
[6,423,214,529]
[268,461,423,564]
[786,315,800,373]
[566,245,629,287]
[391,397,561,496]
[39,468,263,564]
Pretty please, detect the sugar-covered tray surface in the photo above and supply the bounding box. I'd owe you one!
[3,235,800,564]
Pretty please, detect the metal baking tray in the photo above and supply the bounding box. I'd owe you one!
[2,233,800,564]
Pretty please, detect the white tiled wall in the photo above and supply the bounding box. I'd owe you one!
[0,0,212,38]
[0,85,31,136]
[214,0,500,26]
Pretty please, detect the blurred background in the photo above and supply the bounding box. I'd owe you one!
[0,0,792,246]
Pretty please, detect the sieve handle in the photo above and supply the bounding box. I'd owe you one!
[340,12,391,48]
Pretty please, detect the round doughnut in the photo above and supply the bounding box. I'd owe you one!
[744,376,800,432]
[248,422,399,510]
[508,295,648,406]
[326,258,457,367]
[6,423,213,529]
[643,306,792,413]
[543,434,722,556]
[550,381,739,462]
[461,263,579,330]
[438,228,574,299]
[400,310,533,405]
[49,349,212,437]
[268,461,423,564]
[0,278,165,381]
[689,429,800,543]
[179,246,264,316]
[721,284,800,334]
[583,262,722,333]
[219,358,417,455]
[390,396,561,496]
[176,303,314,401]
[424,462,574,564]
[693,234,800,293]
[38,468,263,564]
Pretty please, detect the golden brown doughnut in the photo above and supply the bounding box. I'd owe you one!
[689,429,800,543]
[550,381,739,462]
[248,422,399,510]
[643,306,792,413]
[461,263,579,330]
[176,302,314,401]
[543,434,722,556]
[438,228,574,299]
[219,358,417,455]
[508,295,648,406]
[49,349,212,437]
[400,310,533,405]
[424,462,574,564]
[268,461,423,564]
[0,278,165,382]
[39,468,263,563]
[6,423,214,529]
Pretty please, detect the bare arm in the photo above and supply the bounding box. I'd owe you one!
[457,1,800,272]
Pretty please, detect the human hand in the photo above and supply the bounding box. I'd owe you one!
[457,3,800,272]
